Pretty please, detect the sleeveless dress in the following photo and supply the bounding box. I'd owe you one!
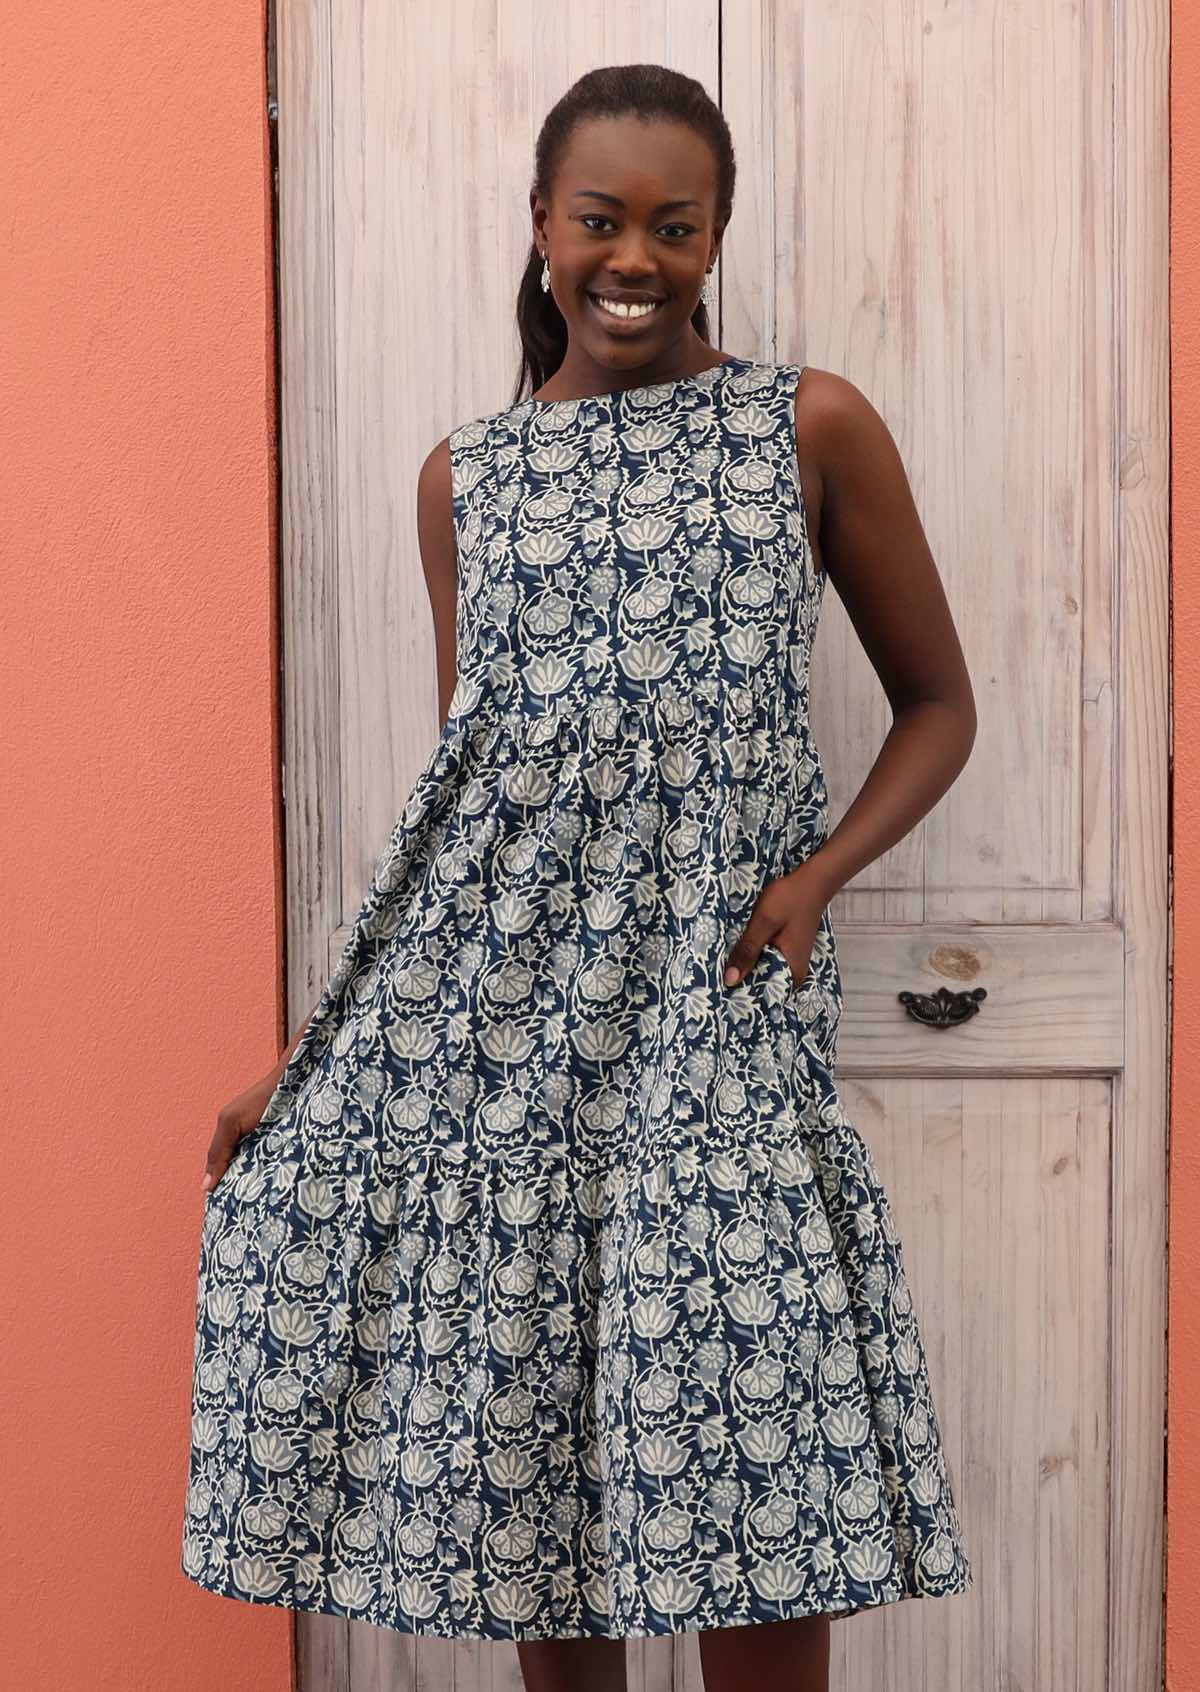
[181,354,974,1641]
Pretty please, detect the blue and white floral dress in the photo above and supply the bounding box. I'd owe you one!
[182,354,974,1641]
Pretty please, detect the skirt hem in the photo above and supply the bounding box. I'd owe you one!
[180,1557,974,1642]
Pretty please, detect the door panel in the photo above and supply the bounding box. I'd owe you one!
[277,1,1168,1686]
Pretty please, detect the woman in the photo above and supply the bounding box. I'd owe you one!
[184,63,976,1692]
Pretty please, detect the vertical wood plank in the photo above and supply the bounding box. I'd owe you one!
[296,1612,351,1692]
[277,5,349,1687]
[277,0,344,1023]
[671,1630,702,1691]
[627,1634,676,1691]
[1077,1079,1113,1692]
[491,1641,527,1691]
[921,1080,968,1692]
[413,1637,455,1692]
[1112,0,1170,1680]
[348,1620,416,1692]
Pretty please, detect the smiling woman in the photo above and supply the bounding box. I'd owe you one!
[511,79,733,406]
[183,60,976,1692]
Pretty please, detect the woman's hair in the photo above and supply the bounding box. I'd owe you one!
[512,64,737,405]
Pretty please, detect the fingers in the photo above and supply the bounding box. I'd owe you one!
[204,1128,242,1194]
[724,917,782,986]
[724,894,812,990]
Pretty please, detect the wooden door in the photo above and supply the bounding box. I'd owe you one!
[275,2,1169,1688]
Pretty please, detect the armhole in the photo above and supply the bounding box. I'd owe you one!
[444,429,467,663]
[446,427,464,551]
[779,365,818,588]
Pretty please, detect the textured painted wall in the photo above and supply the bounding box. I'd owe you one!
[0,4,290,1688]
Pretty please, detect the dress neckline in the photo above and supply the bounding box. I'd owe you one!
[525,353,751,411]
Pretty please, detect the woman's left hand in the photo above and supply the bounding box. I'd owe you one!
[723,862,831,989]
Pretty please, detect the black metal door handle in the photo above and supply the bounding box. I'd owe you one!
[897,985,987,1028]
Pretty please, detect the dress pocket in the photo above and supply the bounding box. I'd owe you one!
[760,938,804,989]
[763,919,842,1072]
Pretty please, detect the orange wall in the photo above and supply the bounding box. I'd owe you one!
[0,5,291,1689]
[0,5,1193,1691]
[1170,9,1199,1690]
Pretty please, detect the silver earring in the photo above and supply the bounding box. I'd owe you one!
[541,256,550,293]
[701,270,715,307]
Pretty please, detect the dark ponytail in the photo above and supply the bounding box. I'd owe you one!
[511,64,737,407]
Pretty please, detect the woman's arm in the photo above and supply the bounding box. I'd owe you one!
[416,435,459,730]
[262,1004,318,1088]
[795,370,977,902]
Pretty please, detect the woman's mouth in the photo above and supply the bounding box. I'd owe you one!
[586,292,666,331]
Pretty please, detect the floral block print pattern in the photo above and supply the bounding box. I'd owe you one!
[181,356,973,1640]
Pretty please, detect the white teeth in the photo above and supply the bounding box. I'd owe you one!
[590,294,661,320]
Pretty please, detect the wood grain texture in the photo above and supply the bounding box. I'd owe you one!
[277,0,1168,1686]
[278,0,342,1026]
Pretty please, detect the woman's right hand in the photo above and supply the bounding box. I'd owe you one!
[203,1003,318,1195]
[203,1073,278,1194]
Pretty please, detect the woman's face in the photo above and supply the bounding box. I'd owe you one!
[532,115,723,373]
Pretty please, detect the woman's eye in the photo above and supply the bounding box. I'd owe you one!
[579,215,694,239]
